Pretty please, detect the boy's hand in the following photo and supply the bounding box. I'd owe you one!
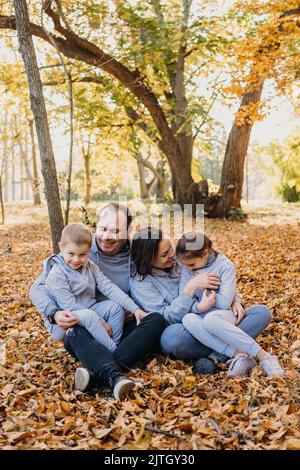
[54,311,80,329]
[196,290,216,313]
[134,308,151,326]
[103,321,112,337]
[231,301,245,325]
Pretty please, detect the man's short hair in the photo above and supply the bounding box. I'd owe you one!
[98,203,133,230]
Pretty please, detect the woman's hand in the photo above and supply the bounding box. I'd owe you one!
[54,311,80,329]
[196,290,216,313]
[231,301,245,325]
[103,321,113,336]
[134,308,151,326]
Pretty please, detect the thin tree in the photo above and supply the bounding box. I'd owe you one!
[13,0,64,252]
[0,157,5,224]
[28,118,41,205]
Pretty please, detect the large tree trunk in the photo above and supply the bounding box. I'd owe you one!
[215,80,265,218]
[28,118,41,205]
[13,0,64,252]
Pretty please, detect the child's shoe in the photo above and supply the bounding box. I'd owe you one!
[259,355,285,378]
[227,353,256,378]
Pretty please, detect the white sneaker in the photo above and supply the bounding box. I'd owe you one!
[260,355,285,378]
[113,376,136,401]
[74,367,91,391]
[227,353,256,378]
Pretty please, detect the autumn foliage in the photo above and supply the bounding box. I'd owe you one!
[0,204,299,450]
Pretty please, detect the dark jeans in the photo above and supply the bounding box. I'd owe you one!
[64,312,167,388]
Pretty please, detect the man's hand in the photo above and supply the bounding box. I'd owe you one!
[196,290,216,313]
[134,308,151,326]
[231,301,245,325]
[103,321,112,337]
[54,311,80,329]
[124,310,134,322]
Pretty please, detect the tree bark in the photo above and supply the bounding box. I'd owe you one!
[13,0,64,252]
[28,118,41,205]
[83,151,91,206]
[0,158,5,224]
[137,161,151,199]
[12,151,16,202]
[216,80,264,217]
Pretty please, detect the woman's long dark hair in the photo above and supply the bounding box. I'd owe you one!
[131,227,163,278]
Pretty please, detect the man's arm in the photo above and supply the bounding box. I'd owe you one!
[29,270,58,321]
[29,269,80,337]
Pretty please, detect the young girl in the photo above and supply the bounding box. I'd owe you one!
[177,232,285,378]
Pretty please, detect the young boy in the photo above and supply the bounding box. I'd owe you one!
[43,223,148,352]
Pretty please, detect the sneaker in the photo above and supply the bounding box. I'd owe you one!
[193,358,217,375]
[260,355,285,378]
[74,367,98,392]
[113,376,136,401]
[227,353,256,378]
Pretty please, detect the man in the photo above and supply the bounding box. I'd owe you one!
[29,203,166,400]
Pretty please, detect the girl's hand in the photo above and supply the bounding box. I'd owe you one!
[184,273,220,297]
[103,321,112,337]
[196,290,216,313]
[134,308,151,326]
[192,272,220,290]
[231,301,245,325]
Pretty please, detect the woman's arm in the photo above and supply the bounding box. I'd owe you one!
[214,263,236,309]
[130,278,195,325]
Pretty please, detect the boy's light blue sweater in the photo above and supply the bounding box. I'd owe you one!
[45,254,138,313]
[29,236,132,337]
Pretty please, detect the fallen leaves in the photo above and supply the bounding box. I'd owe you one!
[0,204,299,450]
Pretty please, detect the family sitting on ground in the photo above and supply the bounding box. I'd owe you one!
[29,203,285,401]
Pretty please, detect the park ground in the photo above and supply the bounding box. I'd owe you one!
[0,201,299,450]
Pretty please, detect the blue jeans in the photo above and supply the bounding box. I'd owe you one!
[160,304,272,361]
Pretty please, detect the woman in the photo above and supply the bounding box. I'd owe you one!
[129,227,272,374]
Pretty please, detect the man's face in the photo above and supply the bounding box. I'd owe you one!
[96,208,129,255]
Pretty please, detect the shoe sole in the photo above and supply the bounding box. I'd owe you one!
[113,380,136,401]
[74,368,90,391]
